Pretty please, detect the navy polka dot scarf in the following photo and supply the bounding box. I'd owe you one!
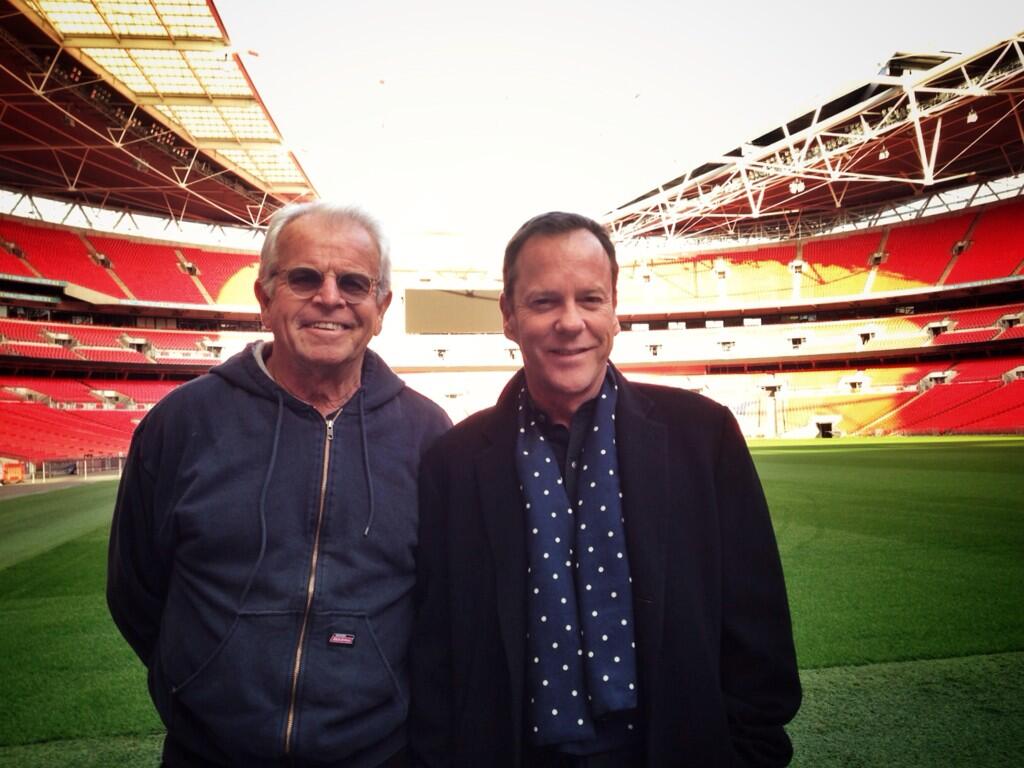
[515,370,639,746]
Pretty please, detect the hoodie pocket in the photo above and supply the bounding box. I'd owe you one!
[165,610,405,764]
[167,612,296,764]
[291,611,407,760]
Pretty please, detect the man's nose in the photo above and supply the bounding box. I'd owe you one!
[311,274,347,305]
[555,301,585,333]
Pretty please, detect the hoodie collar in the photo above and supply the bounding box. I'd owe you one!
[210,343,406,413]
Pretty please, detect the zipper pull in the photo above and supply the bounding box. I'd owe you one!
[326,418,334,441]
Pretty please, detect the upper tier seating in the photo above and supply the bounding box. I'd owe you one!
[871,213,973,292]
[87,234,206,304]
[182,247,258,303]
[0,218,125,297]
[715,244,796,303]
[0,245,36,277]
[801,231,881,298]
[943,198,1024,285]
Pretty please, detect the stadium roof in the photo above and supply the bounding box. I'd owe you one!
[0,0,316,226]
[606,30,1024,243]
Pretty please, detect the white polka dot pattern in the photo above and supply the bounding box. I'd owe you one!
[515,372,638,746]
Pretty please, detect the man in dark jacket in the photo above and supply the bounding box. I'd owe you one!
[410,212,800,767]
[108,203,451,767]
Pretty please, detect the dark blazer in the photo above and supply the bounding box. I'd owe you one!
[410,369,800,767]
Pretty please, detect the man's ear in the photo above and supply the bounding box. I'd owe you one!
[373,291,393,336]
[499,292,518,343]
[254,279,271,328]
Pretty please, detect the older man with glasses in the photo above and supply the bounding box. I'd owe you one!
[108,202,451,768]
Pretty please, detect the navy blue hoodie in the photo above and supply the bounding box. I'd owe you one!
[108,345,451,767]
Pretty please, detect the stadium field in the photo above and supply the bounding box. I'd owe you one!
[0,437,1021,767]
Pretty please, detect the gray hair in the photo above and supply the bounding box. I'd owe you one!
[258,202,392,302]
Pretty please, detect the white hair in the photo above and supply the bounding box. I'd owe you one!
[258,202,391,302]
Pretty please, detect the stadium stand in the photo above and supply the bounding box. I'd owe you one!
[943,199,1024,285]
[0,245,36,277]
[1,342,80,360]
[0,318,48,342]
[718,244,796,303]
[782,391,917,435]
[0,218,126,297]
[87,234,207,304]
[931,328,1001,346]
[870,214,973,292]
[952,381,1024,432]
[947,304,1023,329]
[905,303,1023,330]
[2,32,1023,460]
[74,348,151,364]
[625,203,1021,312]
[0,377,99,404]
[182,247,258,301]
[670,257,720,303]
[864,380,1003,434]
[858,365,938,387]
[84,379,178,405]
[801,231,881,297]
[951,357,1024,382]
[0,402,135,460]
[137,329,212,351]
[55,324,128,347]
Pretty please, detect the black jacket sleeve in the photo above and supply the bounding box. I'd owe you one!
[714,409,801,766]
[409,447,455,767]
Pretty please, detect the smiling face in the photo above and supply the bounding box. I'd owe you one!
[500,228,619,425]
[254,213,391,392]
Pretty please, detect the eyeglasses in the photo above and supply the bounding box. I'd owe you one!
[274,267,379,303]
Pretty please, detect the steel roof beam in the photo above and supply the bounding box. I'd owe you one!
[59,36,227,51]
[134,94,256,106]
[608,31,1024,242]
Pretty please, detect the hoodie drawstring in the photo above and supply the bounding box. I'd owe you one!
[358,390,376,537]
[239,390,284,608]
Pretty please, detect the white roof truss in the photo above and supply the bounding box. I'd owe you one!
[607,30,1024,244]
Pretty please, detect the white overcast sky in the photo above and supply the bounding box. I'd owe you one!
[215,1,1022,269]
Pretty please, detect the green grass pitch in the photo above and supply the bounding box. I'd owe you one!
[0,436,1021,766]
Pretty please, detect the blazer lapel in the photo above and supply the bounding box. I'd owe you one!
[475,398,527,749]
[614,371,670,706]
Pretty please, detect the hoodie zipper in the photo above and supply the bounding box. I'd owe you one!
[283,412,336,756]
